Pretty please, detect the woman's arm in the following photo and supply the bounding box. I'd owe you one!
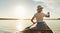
[45,12,50,18]
[31,16,35,24]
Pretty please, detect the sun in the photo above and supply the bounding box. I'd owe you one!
[16,6,26,19]
[15,6,27,31]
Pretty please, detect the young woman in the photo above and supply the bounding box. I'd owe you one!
[31,5,50,33]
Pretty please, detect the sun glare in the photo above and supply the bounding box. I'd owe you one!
[16,20,25,31]
[16,6,26,19]
[16,6,27,31]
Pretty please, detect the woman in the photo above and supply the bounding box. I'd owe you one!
[31,5,50,33]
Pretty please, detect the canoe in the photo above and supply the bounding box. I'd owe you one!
[18,22,53,33]
[18,25,53,33]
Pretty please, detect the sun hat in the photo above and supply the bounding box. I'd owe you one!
[37,5,43,9]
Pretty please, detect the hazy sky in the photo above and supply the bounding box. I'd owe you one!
[0,0,60,18]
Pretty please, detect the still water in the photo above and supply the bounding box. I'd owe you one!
[0,20,60,33]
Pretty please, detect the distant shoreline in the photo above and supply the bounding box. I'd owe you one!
[0,18,18,20]
[0,18,60,20]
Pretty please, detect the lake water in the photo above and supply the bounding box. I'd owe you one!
[0,20,60,33]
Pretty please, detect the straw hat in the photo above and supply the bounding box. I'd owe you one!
[37,5,43,9]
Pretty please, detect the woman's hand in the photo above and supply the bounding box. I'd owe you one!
[31,19,35,24]
[32,22,36,24]
[46,12,50,17]
[47,12,50,15]
[31,16,35,24]
[47,12,50,17]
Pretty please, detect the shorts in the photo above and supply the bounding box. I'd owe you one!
[35,22,46,30]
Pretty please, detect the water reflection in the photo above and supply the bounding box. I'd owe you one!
[16,20,25,31]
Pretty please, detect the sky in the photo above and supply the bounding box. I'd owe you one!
[0,0,60,19]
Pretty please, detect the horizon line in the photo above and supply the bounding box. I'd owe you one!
[0,18,60,20]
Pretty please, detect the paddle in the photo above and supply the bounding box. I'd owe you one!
[25,23,36,29]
